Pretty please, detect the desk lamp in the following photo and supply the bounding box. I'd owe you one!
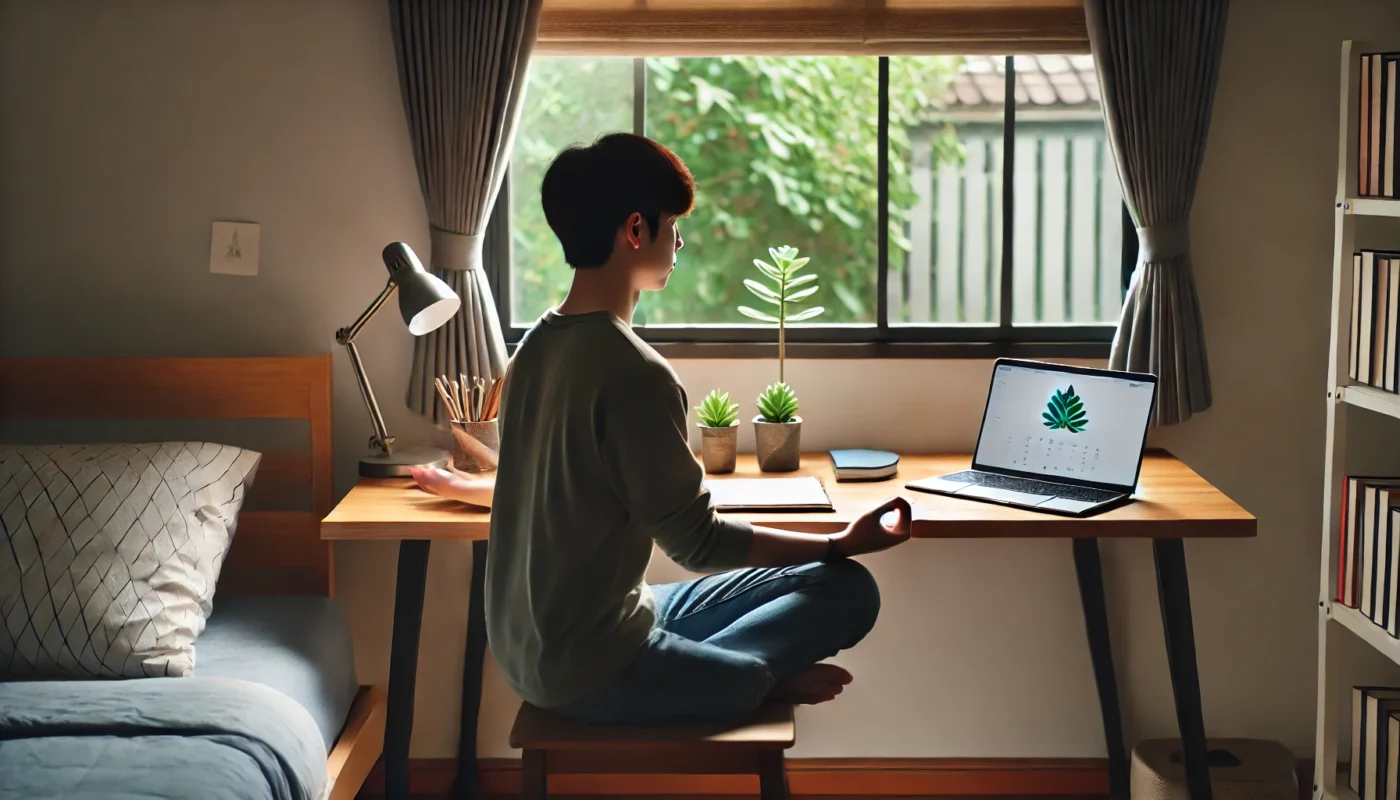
[336,241,460,477]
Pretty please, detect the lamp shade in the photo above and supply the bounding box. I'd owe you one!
[383,242,461,335]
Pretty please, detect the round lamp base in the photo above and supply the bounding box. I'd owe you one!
[358,446,450,478]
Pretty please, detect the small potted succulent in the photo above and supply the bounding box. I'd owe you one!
[695,389,740,474]
[753,382,801,472]
[740,246,823,472]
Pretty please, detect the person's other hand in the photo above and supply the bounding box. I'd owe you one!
[831,496,912,557]
[409,465,494,507]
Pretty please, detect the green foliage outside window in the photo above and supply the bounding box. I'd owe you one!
[509,56,964,326]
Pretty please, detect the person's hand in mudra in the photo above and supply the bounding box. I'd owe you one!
[409,464,496,509]
[828,496,912,557]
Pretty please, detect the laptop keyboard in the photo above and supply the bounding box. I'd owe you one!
[940,471,1121,503]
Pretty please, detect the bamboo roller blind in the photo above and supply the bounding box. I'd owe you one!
[537,0,1088,56]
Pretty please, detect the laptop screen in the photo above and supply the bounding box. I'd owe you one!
[972,361,1157,490]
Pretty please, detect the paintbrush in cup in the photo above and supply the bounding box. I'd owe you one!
[433,378,451,417]
[483,377,503,420]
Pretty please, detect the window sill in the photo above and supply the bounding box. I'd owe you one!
[500,313,1124,361]
[632,340,1111,359]
[503,326,1114,360]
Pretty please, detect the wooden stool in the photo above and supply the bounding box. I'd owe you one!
[508,702,796,800]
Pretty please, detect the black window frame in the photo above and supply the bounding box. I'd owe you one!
[488,55,1135,360]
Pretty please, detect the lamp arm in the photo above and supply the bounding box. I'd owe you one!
[336,280,398,455]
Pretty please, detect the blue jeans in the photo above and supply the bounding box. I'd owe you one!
[553,560,881,725]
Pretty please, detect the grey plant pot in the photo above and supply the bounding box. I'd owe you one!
[699,424,739,474]
[753,415,802,472]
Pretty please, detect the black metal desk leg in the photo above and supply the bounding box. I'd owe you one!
[1154,538,1212,800]
[386,540,431,800]
[451,539,489,799]
[1072,538,1129,799]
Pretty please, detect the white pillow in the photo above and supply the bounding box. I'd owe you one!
[0,443,260,678]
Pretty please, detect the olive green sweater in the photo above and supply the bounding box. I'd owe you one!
[485,309,755,709]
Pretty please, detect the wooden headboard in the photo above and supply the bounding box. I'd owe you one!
[0,356,334,597]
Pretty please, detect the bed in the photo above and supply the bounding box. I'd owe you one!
[0,356,385,800]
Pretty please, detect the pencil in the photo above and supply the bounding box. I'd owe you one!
[433,378,455,420]
[484,378,503,420]
[452,380,463,422]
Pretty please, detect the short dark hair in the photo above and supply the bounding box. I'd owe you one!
[540,133,695,269]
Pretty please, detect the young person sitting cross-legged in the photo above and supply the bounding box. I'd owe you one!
[410,132,912,726]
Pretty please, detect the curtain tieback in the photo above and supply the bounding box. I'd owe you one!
[1136,219,1191,263]
[431,227,484,271]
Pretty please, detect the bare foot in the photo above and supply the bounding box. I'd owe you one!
[767,664,853,705]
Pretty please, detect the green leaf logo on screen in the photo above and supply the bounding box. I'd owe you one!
[1043,385,1088,433]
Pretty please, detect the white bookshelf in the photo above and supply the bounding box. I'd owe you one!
[1315,39,1400,800]
[1327,776,1361,800]
[1331,604,1400,668]
[1345,198,1400,219]
[1343,384,1400,421]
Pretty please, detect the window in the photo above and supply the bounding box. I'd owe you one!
[494,54,1130,356]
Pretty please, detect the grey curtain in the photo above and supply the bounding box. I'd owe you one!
[389,0,542,423]
[1087,0,1230,426]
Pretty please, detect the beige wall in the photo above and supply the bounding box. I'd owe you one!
[4,0,1400,762]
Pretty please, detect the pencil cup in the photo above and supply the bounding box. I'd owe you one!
[450,419,500,473]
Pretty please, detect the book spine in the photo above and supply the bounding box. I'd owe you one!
[1365,54,1373,196]
[1392,500,1400,637]
[1367,693,1375,800]
[1390,258,1400,392]
[1367,486,1380,619]
[1383,57,1393,201]
[1352,477,1365,608]
[1364,252,1377,386]
[1381,698,1393,800]
[1375,54,1386,197]
[1357,253,1366,382]
[1379,260,1393,389]
[1359,687,1368,796]
[1389,713,1400,800]
[1386,486,1397,633]
[1388,57,1399,198]
[1384,488,1394,630]
[1347,476,1356,604]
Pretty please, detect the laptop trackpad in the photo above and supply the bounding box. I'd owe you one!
[959,485,1056,505]
[908,476,975,494]
[1038,497,1104,514]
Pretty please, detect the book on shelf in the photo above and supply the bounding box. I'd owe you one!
[1359,52,1400,199]
[1338,476,1400,619]
[1367,483,1400,631]
[1349,251,1400,392]
[1353,687,1400,800]
[1389,712,1400,800]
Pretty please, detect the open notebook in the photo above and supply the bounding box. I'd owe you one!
[703,476,834,512]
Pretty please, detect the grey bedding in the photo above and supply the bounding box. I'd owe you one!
[0,595,360,800]
[198,595,360,750]
[0,677,327,800]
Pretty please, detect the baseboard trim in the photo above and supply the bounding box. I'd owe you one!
[361,757,1111,796]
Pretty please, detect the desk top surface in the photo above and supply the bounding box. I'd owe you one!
[320,452,1255,542]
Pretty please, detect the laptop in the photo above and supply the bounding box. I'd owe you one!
[907,358,1159,517]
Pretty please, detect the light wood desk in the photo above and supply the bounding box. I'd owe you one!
[322,451,1255,800]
